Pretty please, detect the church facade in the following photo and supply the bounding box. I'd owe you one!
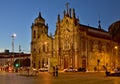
[31,7,120,71]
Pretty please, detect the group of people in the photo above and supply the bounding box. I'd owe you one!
[53,65,58,77]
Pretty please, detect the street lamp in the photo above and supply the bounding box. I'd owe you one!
[11,33,16,67]
[97,59,100,72]
[19,44,21,67]
[115,46,118,50]
[114,46,118,68]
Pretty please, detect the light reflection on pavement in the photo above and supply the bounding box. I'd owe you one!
[0,72,120,84]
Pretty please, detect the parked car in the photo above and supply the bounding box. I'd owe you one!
[32,68,37,71]
[77,67,86,72]
[39,67,48,72]
[63,67,77,72]
[106,68,120,77]
[114,68,120,73]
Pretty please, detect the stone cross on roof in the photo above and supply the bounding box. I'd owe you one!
[66,2,70,14]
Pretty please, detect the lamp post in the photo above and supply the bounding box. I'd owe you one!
[97,59,100,72]
[19,45,21,67]
[114,46,118,68]
[11,33,16,67]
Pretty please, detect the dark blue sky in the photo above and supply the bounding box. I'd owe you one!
[0,0,120,52]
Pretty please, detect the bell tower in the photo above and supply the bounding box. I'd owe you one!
[31,12,48,68]
[31,12,48,41]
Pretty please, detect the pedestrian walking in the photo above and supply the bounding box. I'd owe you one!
[53,66,55,77]
[55,65,58,77]
[27,67,30,76]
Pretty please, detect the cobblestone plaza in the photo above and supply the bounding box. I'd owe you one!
[0,71,120,84]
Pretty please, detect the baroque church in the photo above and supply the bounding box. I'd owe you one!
[31,6,120,71]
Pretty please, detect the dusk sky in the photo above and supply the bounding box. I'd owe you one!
[0,0,120,53]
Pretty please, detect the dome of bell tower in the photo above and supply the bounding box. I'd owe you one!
[108,20,120,42]
[34,12,45,25]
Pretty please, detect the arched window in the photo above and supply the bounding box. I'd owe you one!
[33,30,36,38]
[43,42,48,52]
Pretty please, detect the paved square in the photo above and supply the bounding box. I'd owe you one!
[0,71,120,84]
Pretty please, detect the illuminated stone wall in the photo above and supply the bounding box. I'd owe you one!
[31,10,119,71]
[31,13,53,69]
